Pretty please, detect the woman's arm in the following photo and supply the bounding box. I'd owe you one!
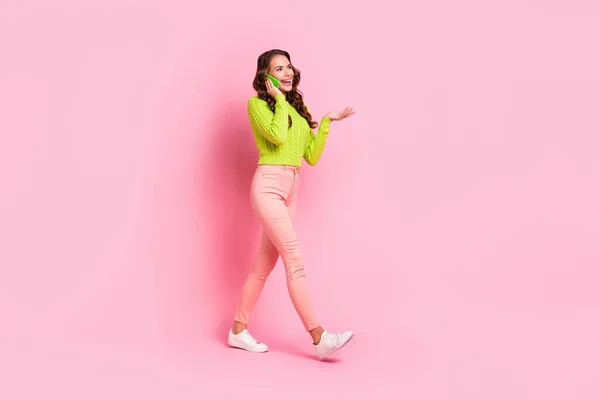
[247,95,289,145]
[303,105,354,165]
[303,116,331,166]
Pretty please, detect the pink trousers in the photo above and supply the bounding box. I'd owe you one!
[233,164,320,331]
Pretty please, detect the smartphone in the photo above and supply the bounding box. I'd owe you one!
[266,73,280,88]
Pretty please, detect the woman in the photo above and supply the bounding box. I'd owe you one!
[228,49,355,360]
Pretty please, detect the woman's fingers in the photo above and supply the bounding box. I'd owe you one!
[343,107,355,119]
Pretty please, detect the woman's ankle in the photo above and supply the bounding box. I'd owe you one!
[232,321,247,335]
[309,326,325,344]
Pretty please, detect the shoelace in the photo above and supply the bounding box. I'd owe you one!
[322,332,342,344]
[243,331,261,344]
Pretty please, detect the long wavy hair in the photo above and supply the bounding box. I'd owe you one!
[252,49,317,129]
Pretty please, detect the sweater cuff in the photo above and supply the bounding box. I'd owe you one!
[275,94,286,103]
[319,117,331,133]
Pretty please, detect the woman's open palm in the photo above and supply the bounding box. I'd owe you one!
[326,106,355,122]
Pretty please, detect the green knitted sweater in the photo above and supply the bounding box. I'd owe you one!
[247,94,331,166]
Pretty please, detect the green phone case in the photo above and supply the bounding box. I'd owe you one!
[266,74,280,88]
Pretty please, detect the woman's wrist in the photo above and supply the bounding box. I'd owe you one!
[319,116,331,132]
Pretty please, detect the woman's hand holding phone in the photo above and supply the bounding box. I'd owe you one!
[265,77,283,98]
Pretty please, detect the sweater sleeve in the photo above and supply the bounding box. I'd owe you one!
[247,95,289,145]
[303,116,331,166]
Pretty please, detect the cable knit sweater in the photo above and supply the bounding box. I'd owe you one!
[247,94,331,166]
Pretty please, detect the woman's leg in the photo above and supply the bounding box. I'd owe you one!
[282,170,325,343]
[229,166,354,358]
[232,166,302,331]
[250,167,320,332]
[233,228,279,332]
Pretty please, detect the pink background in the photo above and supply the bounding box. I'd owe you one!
[2,1,599,399]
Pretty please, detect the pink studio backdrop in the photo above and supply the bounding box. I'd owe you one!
[1,1,599,399]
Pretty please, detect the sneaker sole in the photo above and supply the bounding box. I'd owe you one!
[317,332,354,360]
[227,341,269,353]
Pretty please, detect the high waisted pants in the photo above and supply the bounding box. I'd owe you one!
[234,164,319,331]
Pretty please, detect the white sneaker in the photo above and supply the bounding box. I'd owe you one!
[228,329,268,353]
[313,330,354,360]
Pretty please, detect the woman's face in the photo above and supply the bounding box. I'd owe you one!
[268,55,294,92]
